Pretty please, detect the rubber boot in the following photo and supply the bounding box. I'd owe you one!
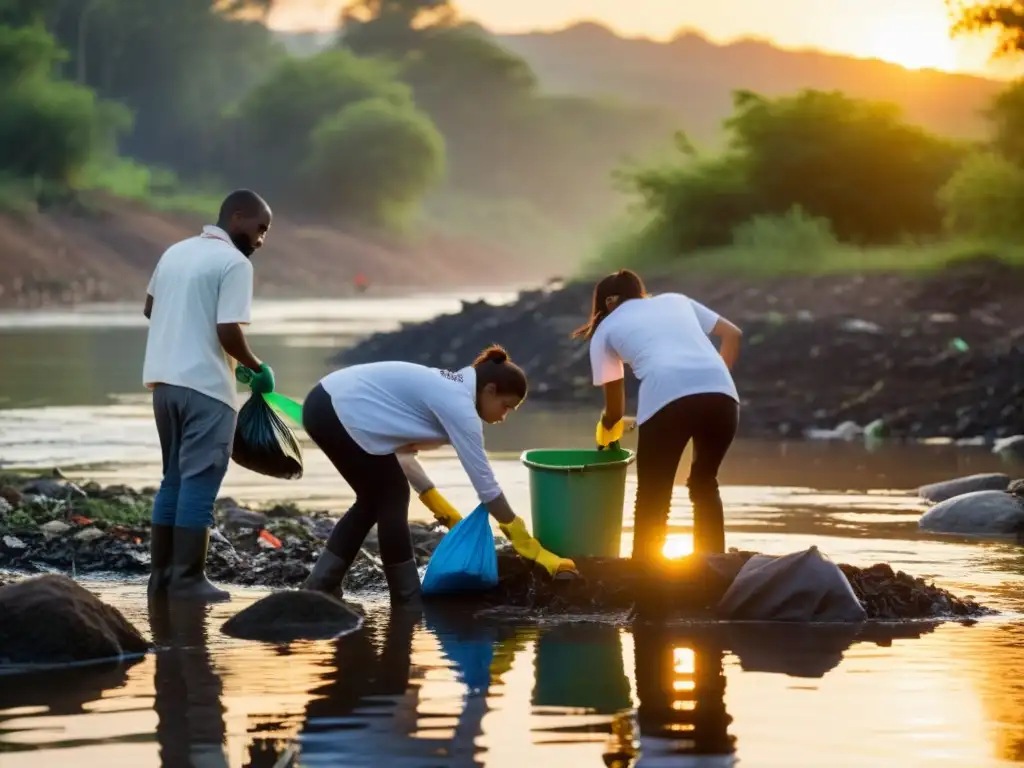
[384,558,422,606]
[167,527,230,602]
[301,548,350,599]
[148,523,174,598]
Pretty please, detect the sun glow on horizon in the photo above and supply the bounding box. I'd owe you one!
[865,10,962,72]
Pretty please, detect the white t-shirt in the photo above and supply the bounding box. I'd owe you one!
[319,362,503,504]
[589,293,739,425]
[142,225,254,410]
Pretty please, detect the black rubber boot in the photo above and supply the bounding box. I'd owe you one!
[148,523,174,598]
[301,548,349,599]
[384,558,422,607]
[167,527,230,602]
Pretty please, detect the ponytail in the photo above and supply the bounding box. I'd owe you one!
[571,269,647,340]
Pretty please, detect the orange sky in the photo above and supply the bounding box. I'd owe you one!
[268,0,1024,78]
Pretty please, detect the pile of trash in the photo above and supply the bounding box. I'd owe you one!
[486,550,992,621]
[0,469,443,589]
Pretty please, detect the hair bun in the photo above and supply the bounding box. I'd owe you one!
[484,345,508,364]
[473,344,509,366]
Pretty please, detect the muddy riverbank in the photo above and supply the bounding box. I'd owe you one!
[338,257,1024,441]
[0,471,992,622]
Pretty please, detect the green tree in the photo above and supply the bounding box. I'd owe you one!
[725,89,961,242]
[938,151,1024,239]
[340,0,457,57]
[303,97,445,226]
[0,23,130,189]
[616,89,963,257]
[22,0,284,176]
[224,49,413,197]
[987,80,1024,165]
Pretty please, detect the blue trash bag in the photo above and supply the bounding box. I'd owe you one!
[422,504,499,595]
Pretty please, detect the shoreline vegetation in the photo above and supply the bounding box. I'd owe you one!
[1,4,1024,308]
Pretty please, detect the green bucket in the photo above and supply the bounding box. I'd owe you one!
[520,447,636,558]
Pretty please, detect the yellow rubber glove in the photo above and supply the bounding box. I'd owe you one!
[499,516,578,576]
[595,417,625,448]
[420,488,462,529]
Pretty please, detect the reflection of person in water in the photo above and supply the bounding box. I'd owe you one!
[149,599,229,767]
[293,606,432,763]
[632,624,736,766]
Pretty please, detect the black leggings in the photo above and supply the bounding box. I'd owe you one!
[302,383,413,566]
[633,392,739,559]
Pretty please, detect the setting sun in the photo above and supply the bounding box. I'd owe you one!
[662,534,694,559]
[866,10,960,71]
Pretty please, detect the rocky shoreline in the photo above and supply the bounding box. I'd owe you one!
[0,470,994,622]
[336,259,1024,441]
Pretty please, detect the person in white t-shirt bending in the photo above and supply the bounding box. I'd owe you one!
[142,189,276,603]
[300,345,578,605]
[573,269,743,559]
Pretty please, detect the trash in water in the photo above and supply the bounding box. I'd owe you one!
[422,505,498,595]
[231,393,303,480]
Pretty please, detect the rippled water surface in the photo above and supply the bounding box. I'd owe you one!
[2,299,1024,767]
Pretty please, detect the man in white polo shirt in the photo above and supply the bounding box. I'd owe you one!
[143,189,275,602]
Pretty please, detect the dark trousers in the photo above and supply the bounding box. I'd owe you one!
[632,392,739,559]
[302,383,413,566]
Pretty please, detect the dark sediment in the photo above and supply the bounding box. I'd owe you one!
[222,591,364,642]
[336,258,1024,441]
[0,472,994,623]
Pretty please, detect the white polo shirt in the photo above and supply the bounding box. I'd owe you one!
[589,292,739,425]
[142,225,254,410]
[319,362,503,504]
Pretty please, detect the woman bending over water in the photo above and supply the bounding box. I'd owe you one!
[574,270,743,559]
[300,345,577,605]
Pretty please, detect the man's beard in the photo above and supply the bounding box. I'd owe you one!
[230,232,255,257]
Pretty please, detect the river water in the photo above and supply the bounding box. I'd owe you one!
[1,298,1024,767]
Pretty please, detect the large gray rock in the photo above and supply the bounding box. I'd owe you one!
[919,490,1024,536]
[918,473,1011,503]
[0,575,151,666]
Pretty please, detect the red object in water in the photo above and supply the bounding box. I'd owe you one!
[70,514,93,525]
[353,273,369,293]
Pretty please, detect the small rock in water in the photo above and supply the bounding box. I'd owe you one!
[3,535,26,551]
[0,574,150,665]
[918,473,1011,503]
[221,590,364,642]
[994,435,1024,463]
[0,487,21,506]
[919,490,1024,536]
[0,497,11,516]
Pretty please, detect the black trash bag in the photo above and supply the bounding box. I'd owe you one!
[231,393,303,479]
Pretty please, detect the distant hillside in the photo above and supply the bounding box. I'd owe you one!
[494,22,1002,146]
[276,22,1004,146]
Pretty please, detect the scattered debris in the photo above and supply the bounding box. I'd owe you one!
[0,473,995,623]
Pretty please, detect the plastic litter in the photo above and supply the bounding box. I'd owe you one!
[231,393,304,480]
[422,505,498,595]
[715,546,867,622]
